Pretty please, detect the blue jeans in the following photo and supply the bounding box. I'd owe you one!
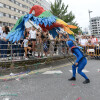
[0,40,8,58]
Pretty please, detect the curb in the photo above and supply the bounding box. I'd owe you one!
[0,62,72,81]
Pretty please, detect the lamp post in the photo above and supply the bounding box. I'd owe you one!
[88,10,93,35]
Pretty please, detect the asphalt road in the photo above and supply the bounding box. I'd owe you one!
[0,59,100,100]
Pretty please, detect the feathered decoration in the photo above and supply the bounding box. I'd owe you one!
[6,5,77,42]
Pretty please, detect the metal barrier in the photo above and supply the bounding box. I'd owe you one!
[0,40,69,62]
[81,45,100,57]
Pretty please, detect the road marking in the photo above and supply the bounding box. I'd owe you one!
[3,97,10,100]
[97,69,100,72]
[42,70,63,74]
[69,69,89,73]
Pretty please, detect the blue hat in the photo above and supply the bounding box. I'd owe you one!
[67,40,74,48]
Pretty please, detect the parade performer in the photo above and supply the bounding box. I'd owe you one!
[67,40,90,84]
[6,5,77,42]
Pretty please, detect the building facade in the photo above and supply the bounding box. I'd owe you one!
[0,0,50,26]
[91,17,100,34]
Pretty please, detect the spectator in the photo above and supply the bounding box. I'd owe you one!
[91,35,98,45]
[36,30,43,58]
[54,34,59,54]
[77,32,82,43]
[19,36,25,57]
[45,32,50,53]
[59,34,66,54]
[87,36,92,46]
[48,33,54,56]
[79,35,88,53]
[43,38,48,57]
[29,26,37,57]
[21,36,31,60]
[24,28,30,38]
[0,26,10,59]
[79,35,88,47]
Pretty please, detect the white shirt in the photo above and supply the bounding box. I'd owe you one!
[23,39,28,47]
[79,39,88,46]
[91,38,98,45]
[29,30,36,39]
[1,32,7,40]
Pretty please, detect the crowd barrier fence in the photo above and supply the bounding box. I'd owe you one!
[80,45,100,57]
[0,40,69,63]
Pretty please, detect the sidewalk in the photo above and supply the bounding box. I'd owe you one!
[0,55,74,81]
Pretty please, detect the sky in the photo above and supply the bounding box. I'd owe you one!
[47,0,100,31]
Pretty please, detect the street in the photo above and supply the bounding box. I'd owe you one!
[0,59,100,100]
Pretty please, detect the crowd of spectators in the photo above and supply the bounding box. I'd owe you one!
[76,33,100,56]
[0,26,68,60]
[76,32,100,47]
[0,25,100,61]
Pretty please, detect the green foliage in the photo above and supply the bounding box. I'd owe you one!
[50,0,80,34]
[70,22,82,34]
[50,0,75,23]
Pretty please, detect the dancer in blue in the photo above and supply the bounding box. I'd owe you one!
[67,40,90,84]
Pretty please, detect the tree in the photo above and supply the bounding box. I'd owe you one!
[70,22,82,34]
[50,0,80,34]
[51,0,75,23]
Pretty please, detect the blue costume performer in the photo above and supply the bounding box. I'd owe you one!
[67,40,90,84]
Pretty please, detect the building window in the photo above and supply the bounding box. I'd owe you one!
[0,3,4,8]
[6,14,9,17]
[3,13,6,16]
[6,5,9,9]
[10,0,15,3]
[14,16,16,19]
[18,3,20,6]
[16,9,18,12]
[20,3,22,7]
[20,11,22,14]
[18,10,20,13]
[16,1,19,5]
[14,16,18,20]
[9,14,11,18]
[3,22,6,26]
[22,11,24,14]
[16,17,18,20]
[0,12,3,17]
[14,1,16,4]
[4,4,6,7]
[9,6,11,9]
[11,7,14,11]
[14,8,16,11]
[11,15,14,19]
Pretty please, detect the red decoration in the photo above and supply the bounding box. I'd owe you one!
[29,5,45,17]
[39,22,64,32]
